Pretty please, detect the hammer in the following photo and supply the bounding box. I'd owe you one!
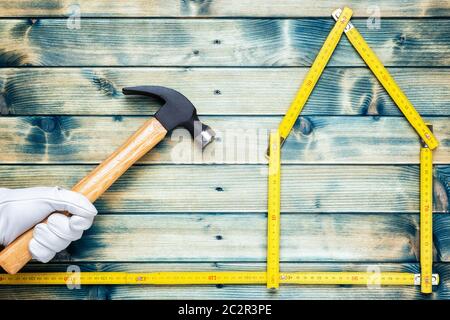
[0,86,215,274]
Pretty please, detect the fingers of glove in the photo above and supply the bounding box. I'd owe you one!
[29,238,56,263]
[33,222,72,252]
[70,214,94,232]
[47,213,84,241]
[50,187,97,219]
[29,213,86,263]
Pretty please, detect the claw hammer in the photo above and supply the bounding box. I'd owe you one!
[0,86,215,274]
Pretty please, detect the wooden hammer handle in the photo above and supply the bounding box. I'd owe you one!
[0,118,167,274]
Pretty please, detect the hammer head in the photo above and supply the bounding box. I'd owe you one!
[123,86,215,149]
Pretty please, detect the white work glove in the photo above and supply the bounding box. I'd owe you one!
[0,187,97,263]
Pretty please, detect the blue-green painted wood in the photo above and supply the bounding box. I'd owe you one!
[1,0,449,18]
[58,213,449,263]
[0,165,448,214]
[1,68,449,116]
[0,116,448,164]
[0,19,449,66]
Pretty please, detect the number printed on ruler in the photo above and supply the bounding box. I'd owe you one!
[267,131,281,289]
[332,8,438,150]
[0,271,438,285]
[420,145,433,293]
[277,7,353,144]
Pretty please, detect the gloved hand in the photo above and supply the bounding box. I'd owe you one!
[0,187,97,263]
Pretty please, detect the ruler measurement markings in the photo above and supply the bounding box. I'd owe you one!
[275,7,354,151]
[332,8,438,150]
[0,271,438,286]
[267,130,281,289]
[420,131,433,294]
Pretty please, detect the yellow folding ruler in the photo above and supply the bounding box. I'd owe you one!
[265,7,439,293]
[263,131,438,291]
[273,7,438,153]
[420,125,434,293]
[0,271,437,286]
[267,131,281,289]
[269,6,354,154]
[332,8,438,150]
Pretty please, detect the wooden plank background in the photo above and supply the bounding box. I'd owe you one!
[0,0,449,300]
[0,0,449,17]
[0,19,449,67]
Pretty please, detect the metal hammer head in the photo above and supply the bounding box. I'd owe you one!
[122,86,215,149]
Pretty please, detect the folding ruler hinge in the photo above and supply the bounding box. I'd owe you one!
[414,274,439,286]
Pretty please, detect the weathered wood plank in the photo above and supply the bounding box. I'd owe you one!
[52,213,449,263]
[0,0,449,17]
[1,68,449,116]
[1,263,449,300]
[0,19,449,66]
[0,116,448,164]
[0,165,448,213]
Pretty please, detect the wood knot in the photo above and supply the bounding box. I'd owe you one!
[397,34,406,45]
[92,75,118,97]
[361,94,385,116]
[35,116,57,132]
[28,18,39,26]
[298,117,313,135]
[22,116,77,155]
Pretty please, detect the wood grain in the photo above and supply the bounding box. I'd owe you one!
[0,19,449,66]
[0,0,448,17]
[1,68,450,116]
[0,116,449,164]
[0,214,444,263]
[0,165,448,214]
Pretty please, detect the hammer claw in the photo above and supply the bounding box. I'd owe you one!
[123,86,215,149]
